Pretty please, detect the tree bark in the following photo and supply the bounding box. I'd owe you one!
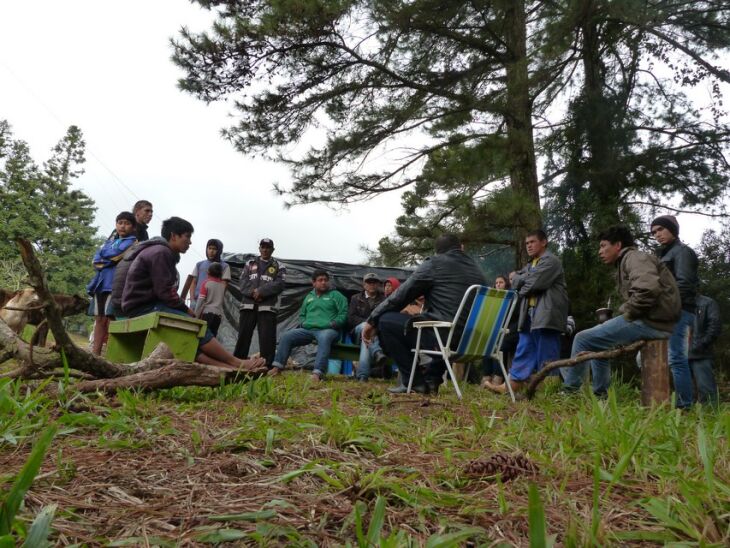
[504,0,541,267]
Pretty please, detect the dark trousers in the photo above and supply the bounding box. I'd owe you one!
[202,313,222,337]
[376,311,445,385]
[234,308,277,366]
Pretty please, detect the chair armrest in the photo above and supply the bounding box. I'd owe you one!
[413,321,454,328]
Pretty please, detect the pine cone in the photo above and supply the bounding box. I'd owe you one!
[464,453,537,481]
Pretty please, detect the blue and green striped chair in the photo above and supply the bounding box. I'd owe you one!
[406,285,518,401]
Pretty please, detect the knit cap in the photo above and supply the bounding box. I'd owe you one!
[650,215,679,237]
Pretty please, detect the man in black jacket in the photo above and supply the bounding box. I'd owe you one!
[689,294,721,406]
[233,238,286,368]
[651,215,698,408]
[362,234,487,394]
[348,273,386,381]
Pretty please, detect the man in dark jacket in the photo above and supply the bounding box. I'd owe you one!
[118,216,265,371]
[233,238,286,367]
[485,230,569,395]
[348,273,386,381]
[562,225,680,395]
[362,234,487,394]
[651,215,698,408]
[689,294,721,406]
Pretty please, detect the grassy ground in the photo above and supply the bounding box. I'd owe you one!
[0,371,728,546]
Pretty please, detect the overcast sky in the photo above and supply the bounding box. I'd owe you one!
[0,1,726,283]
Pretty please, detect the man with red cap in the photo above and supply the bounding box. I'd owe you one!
[650,214,698,408]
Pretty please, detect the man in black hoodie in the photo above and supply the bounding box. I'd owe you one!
[650,215,698,408]
[112,217,265,371]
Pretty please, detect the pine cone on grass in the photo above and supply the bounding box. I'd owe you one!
[464,453,537,482]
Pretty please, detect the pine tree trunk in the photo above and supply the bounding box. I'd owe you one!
[504,0,541,267]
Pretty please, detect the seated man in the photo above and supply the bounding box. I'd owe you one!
[561,225,680,395]
[348,273,387,382]
[120,216,265,371]
[269,269,347,381]
[363,234,487,394]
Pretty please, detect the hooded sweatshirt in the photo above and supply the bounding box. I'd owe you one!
[120,238,187,314]
[191,238,230,300]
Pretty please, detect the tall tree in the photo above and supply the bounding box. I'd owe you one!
[0,121,99,294]
[173,0,545,264]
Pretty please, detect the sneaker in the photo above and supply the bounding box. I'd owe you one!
[357,377,368,383]
[310,371,323,382]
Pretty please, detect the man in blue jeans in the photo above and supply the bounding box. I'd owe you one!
[650,215,698,408]
[348,273,387,382]
[562,225,680,396]
[269,269,348,381]
[689,294,721,406]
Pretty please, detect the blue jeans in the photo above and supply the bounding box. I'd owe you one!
[272,328,340,375]
[562,315,669,394]
[668,310,695,408]
[353,322,382,380]
[690,358,719,406]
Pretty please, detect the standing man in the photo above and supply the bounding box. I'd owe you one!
[362,234,487,394]
[689,294,721,406]
[269,269,347,381]
[561,225,680,394]
[650,215,698,408]
[234,238,286,367]
[348,273,386,381]
[133,200,154,242]
[484,229,569,395]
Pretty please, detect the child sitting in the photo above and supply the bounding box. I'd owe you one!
[194,262,226,336]
[86,212,137,355]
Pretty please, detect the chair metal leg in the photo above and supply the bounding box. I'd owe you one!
[406,328,423,394]
[433,328,462,399]
[495,352,515,402]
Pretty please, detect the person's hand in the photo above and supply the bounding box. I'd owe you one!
[186,307,196,317]
[362,322,376,345]
[253,288,261,301]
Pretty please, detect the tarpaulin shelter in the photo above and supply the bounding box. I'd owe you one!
[216,253,413,366]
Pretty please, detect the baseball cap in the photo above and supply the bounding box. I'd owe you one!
[259,238,274,247]
[363,273,380,282]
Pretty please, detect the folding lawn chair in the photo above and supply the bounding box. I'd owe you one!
[406,285,518,401]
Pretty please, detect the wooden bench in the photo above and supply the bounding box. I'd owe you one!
[106,312,207,363]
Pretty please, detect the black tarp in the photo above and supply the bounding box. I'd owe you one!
[216,253,413,365]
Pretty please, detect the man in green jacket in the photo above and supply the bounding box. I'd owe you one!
[561,225,680,396]
[269,269,347,381]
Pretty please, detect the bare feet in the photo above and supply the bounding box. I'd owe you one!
[237,357,268,373]
[483,378,522,395]
[267,367,282,377]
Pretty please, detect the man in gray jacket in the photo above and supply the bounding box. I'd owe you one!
[689,294,721,406]
[485,229,568,395]
[562,225,680,395]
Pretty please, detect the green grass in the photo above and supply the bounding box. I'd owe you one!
[0,373,727,545]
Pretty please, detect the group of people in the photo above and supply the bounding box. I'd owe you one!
[86,207,721,406]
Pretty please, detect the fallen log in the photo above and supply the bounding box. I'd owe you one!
[524,340,647,400]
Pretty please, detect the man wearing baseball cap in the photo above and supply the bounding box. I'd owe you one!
[347,273,387,381]
[650,214,698,408]
[234,238,286,368]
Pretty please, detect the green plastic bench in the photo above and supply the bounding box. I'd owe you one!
[106,312,207,363]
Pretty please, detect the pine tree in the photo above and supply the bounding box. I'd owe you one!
[0,121,99,294]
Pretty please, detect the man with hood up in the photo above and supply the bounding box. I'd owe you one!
[181,238,232,304]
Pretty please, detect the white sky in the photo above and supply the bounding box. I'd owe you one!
[0,0,726,282]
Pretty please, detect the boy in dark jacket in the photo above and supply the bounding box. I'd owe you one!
[650,215,698,408]
[689,294,721,406]
[562,225,680,396]
[233,238,286,367]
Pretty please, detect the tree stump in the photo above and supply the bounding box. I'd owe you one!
[641,339,670,406]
